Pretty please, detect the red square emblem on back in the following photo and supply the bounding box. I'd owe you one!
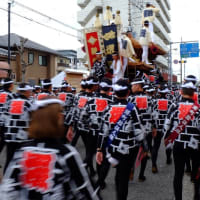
[109,106,126,123]
[178,104,193,120]
[158,100,168,111]
[136,97,148,110]
[37,94,48,100]
[21,150,55,193]
[95,99,108,112]
[0,93,8,104]
[78,97,88,108]
[58,93,67,102]
[9,100,25,115]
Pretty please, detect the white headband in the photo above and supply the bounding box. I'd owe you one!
[17,85,33,91]
[143,85,149,89]
[31,99,64,111]
[131,80,145,85]
[100,82,112,88]
[81,81,86,86]
[34,85,41,89]
[147,88,155,92]
[1,80,14,85]
[86,80,99,85]
[158,88,169,93]
[181,82,196,89]
[42,81,52,86]
[184,77,197,82]
[113,84,128,91]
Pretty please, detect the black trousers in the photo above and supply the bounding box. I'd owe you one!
[96,149,110,188]
[173,142,200,200]
[84,133,98,175]
[115,146,139,200]
[152,131,163,167]
[4,142,20,173]
[0,126,5,153]
[71,129,80,147]
[139,134,152,177]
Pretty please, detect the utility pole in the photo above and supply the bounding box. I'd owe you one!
[183,60,187,79]
[16,37,28,82]
[8,1,12,65]
[180,37,183,84]
[168,42,172,85]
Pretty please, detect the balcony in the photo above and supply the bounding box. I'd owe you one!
[77,0,90,8]
[77,0,102,26]
[57,63,70,68]
[154,34,169,52]
[156,0,171,21]
[154,1,171,33]
[155,55,168,67]
[154,18,171,45]
[164,0,171,10]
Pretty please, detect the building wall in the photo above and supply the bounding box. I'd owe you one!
[66,73,84,91]
[12,49,57,85]
[0,55,17,80]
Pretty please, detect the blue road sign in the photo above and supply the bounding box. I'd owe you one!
[180,43,199,58]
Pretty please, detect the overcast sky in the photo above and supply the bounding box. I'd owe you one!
[0,0,81,50]
[0,0,200,80]
[170,0,200,80]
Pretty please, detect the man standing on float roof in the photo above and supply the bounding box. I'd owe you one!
[139,20,152,65]
[91,51,107,81]
[142,2,159,42]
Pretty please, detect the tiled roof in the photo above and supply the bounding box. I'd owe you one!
[0,33,63,56]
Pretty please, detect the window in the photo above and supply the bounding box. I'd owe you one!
[39,55,47,66]
[28,53,34,64]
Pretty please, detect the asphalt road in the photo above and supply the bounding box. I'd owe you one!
[76,140,193,200]
[0,140,194,200]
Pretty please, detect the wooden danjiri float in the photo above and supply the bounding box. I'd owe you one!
[81,6,167,82]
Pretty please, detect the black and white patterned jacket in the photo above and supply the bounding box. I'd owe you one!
[80,92,113,136]
[164,98,200,149]
[57,91,74,125]
[91,58,107,81]
[0,90,15,127]
[2,93,32,143]
[152,96,173,132]
[128,92,154,134]
[97,99,144,160]
[70,92,94,132]
[0,139,98,200]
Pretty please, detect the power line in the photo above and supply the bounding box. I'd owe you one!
[14,1,80,32]
[0,7,81,40]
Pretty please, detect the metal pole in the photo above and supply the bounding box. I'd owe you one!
[180,37,183,84]
[169,42,172,85]
[8,2,11,64]
[184,62,185,79]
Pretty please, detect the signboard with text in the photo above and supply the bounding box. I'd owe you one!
[180,43,199,58]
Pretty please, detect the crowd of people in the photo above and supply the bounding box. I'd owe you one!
[0,73,199,200]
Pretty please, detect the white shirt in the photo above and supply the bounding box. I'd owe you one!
[111,59,123,84]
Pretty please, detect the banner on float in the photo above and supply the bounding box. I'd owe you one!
[85,31,101,68]
[102,25,118,61]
